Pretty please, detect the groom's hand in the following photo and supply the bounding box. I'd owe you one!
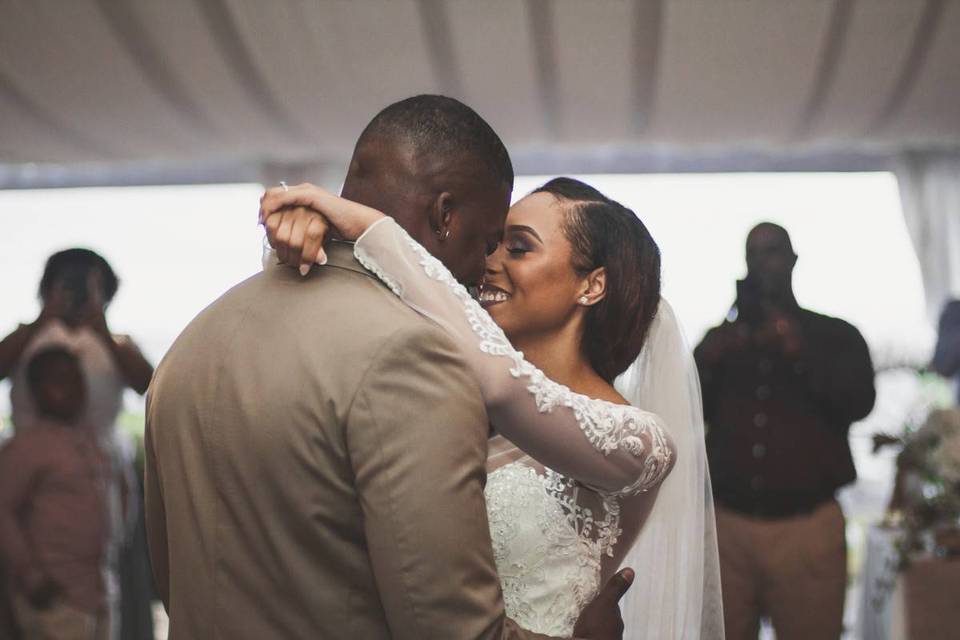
[572,568,634,640]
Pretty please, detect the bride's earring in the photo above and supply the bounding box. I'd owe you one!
[578,296,589,305]
[437,228,451,241]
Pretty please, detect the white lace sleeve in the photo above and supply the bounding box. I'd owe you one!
[354,218,675,496]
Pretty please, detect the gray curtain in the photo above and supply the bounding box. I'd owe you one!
[895,152,960,320]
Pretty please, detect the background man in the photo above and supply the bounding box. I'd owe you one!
[695,222,876,640]
[931,299,960,404]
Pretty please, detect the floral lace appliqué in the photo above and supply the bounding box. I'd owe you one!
[486,461,619,636]
[354,242,404,297]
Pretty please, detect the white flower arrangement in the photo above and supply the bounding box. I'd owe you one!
[929,409,960,483]
[895,407,960,563]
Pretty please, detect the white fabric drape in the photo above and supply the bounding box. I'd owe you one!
[5,3,960,178]
[895,153,960,319]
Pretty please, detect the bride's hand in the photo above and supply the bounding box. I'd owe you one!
[259,183,387,272]
[263,206,333,273]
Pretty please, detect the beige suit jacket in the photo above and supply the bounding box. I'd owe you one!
[145,242,556,639]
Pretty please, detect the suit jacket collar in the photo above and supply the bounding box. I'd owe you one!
[324,240,374,279]
[264,239,376,281]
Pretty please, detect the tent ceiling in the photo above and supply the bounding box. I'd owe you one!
[1,0,959,186]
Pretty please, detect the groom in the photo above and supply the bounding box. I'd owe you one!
[145,95,631,639]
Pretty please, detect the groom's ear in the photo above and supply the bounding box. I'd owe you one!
[428,192,454,240]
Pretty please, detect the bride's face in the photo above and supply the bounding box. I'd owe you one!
[480,192,586,341]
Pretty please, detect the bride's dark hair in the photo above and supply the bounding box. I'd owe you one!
[533,178,661,383]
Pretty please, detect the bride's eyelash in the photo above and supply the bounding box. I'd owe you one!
[506,236,533,255]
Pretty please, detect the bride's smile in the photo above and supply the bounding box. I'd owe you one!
[478,283,511,307]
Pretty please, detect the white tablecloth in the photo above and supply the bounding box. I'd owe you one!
[859,524,960,640]
[858,525,906,640]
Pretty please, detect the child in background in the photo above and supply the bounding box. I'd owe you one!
[0,347,111,640]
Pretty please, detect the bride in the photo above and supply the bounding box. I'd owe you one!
[259,178,723,639]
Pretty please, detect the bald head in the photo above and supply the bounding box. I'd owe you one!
[747,222,793,254]
[341,95,513,286]
[745,222,797,298]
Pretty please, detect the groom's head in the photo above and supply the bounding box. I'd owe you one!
[342,95,513,287]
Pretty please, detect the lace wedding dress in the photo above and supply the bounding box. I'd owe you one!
[352,218,677,635]
[485,443,623,634]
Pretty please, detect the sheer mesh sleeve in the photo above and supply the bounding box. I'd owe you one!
[354,218,675,496]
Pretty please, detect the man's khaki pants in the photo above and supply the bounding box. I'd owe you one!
[717,499,847,640]
[13,596,109,640]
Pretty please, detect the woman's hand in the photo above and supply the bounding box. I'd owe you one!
[259,183,386,274]
[262,206,333,273]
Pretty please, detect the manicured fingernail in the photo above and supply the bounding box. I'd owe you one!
[299,264,310,277]
[317,251,327,266]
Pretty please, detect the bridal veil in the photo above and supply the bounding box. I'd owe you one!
[614,298,725,639]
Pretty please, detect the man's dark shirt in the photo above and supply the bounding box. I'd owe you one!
[695,301,876,518]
